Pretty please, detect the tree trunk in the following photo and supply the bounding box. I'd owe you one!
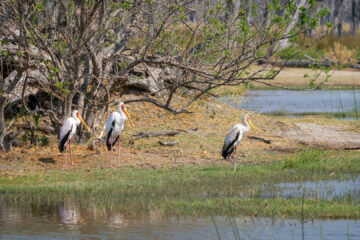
[246,0,252,25]
[351,0,357,35]
[277,0,307,51]
[333,0,343,36]
[0,97,7,152]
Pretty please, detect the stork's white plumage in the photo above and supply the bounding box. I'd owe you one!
[221,114,254,171]
[58,110,89,167]
[105,101,134,168]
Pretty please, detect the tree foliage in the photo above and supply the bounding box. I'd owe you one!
[0,0,332,150]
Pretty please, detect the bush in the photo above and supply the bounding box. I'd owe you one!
[325,42,358,66]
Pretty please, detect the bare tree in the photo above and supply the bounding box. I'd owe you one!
[351,0,359,35]
[0,0,331,151]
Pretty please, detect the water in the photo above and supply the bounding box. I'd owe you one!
[1,203,359,240]
[1,176,360,239]
[219,89,360,118]
[261,176,360,201]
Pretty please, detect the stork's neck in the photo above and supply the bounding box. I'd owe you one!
[72,112,81,126]
[117,106,127,120]
[242,119,251,132]
[74,116,81,126]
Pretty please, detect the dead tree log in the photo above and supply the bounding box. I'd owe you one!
[15,123,56,134]
[257,60,331,68]
[132,130,181,139]
[158,140,180,146]
[247,136,271,144]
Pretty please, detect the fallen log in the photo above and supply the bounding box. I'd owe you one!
[349,64,360,69]
[257,60,331,68]
[158,140,180,146]
[15,123,56,134]
[133,130,181,139]
[303,54,315,62]
[247,136,271,144]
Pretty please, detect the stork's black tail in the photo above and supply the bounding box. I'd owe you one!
[58,130,71,153]
[221,144,234,160]
[106,128,119,151]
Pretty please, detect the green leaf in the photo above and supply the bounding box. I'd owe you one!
[326,22,334,28]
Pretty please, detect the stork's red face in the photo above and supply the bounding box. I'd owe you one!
[246,115,254,129]
[75,111,89,130]
[120,103,134,126]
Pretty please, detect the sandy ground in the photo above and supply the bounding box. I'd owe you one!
[279,122,360,149]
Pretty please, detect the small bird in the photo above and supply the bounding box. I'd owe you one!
[221,114,254,171]
[59,110,89,167]
[105,101,134,168]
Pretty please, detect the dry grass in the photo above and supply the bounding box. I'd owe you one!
[2,92,360,176]
[0,97,295,175]
[325,42,358,65]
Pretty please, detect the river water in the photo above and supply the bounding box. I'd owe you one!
[1,204,360,240]
[1,176,360,239]
[219,89,360,117]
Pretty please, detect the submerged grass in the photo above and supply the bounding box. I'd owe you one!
[1,149,360,219]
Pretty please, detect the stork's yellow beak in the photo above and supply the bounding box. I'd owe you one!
[248,118,254,129]
[123,107,134,127]
[78,115,90,130]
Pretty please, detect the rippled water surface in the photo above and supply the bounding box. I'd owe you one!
[1,203,360,240]
[1,176,360,240]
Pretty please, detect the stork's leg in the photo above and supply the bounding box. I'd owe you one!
[233,147,237,171]
[110,136,114,168]
[117,136,121,168]
[64,140,68,168]
[70,139,76,166]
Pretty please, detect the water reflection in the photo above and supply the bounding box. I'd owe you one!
[0,203,359,240]
[58,202,80,224]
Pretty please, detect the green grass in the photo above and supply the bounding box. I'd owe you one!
[1,149,360,218]
[264,110,360,119]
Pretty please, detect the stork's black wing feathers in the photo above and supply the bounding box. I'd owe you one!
[106,120,119,151]
[58,126,72,152]
[221,131,240,160]
[106,127,113,151]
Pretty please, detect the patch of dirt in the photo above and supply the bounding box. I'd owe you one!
[279,123,360,149]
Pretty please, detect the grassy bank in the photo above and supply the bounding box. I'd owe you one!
[1,148,360,219]
[264,110,360,120]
